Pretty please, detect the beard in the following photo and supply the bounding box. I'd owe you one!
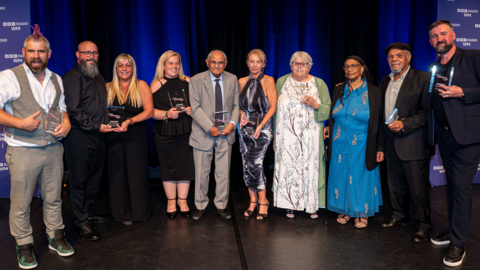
[26,58,48,74]
[434,41,454,54]
[79,58,99,78]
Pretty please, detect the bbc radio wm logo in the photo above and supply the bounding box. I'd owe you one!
[0,39,7,42]
[0,7,5,10]
[476,24,480,28]
[457,9,479,17]
[2,22,28,30]
[456,38,478,47]
[5,54,23,63]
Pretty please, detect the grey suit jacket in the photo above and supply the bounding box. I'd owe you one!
[189,70,239,151]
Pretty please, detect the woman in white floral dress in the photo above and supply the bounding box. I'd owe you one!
[273,51,331,219]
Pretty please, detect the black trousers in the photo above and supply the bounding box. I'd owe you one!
[65,128,106,228]
[437,127,480,247]
[385,136,432,232]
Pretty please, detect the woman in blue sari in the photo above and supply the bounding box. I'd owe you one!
[324,56,384,228]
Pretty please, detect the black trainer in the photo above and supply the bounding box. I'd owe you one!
[48,229,75,257]
[16,243,37,269]
[443,244,466,267]
[431,229,450,245]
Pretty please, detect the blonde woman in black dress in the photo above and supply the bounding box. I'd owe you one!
[238,49,277,220]
[106,54,154,225]
[151,50,194,219]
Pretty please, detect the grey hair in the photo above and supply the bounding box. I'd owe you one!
[289,51,313,67]
[207,50,227,62]
[406,50,411,57]
[23,35,50,50]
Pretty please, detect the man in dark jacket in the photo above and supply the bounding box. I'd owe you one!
[427,20,480,267]
[63,41,112,241]
[380,43,433,244]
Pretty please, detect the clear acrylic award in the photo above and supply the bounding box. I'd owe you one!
[385,108,399,125]
[214,111,230,133]
[45,104,63,133]
[168,89,189,112]
[243,111,262,136]
[107,106,125,128]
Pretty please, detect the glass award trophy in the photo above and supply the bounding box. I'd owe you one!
[385,108,399,125]
[214,111,230,133]
[168,89,188,112]
[243,111,262,136]
[45,104,63,133]
[106,106,125,128]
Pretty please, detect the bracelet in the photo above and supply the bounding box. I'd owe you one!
[127,118,134,125]
[259,123,265,129]
[163,111,169,121]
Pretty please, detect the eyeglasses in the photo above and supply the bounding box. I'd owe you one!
[79,51,99,57]
[343,64,362,70]
[292,62,309,68]
[210,61,225,66]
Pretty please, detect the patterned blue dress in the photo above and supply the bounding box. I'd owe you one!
[327,79,382,217]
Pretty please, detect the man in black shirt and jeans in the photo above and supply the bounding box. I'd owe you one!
[428,20,480,267]
[63,41,112,240]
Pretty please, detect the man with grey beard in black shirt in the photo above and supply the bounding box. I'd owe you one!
[62,41,112,241]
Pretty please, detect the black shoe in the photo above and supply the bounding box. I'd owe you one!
[214,206,231,220]
[166,198,177,219]
[443,244,466,267]
[413,231,429,243]
[88,214,111,223]
[16,243,37,269]
[192,209,205,221]
[381,218,408,228]
[48,229,75,257]
[78,224,101,241]
[431,229,450,245]
[177,198,190,218]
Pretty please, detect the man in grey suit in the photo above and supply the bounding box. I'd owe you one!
[189,50,239,221]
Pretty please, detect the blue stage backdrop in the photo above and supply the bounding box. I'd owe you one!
[29,0,437,168]
[430,0,480,186]
[0,0,38,198]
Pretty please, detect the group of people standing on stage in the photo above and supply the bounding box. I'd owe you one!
[1,19,478,268]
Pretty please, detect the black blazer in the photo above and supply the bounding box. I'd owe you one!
[428,47,480,146]
[327,83,384,171]
[380,68,434,160]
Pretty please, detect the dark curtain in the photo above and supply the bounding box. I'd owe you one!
[31,0,437,166]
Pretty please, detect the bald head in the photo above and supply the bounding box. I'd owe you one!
[78,41,97,51]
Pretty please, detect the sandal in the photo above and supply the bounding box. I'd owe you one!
[244,201,258,217]
[310,211,319,220]
[286,210,295,219]
[355,217,368,229]
[256,201,269,220]
[122,220,133,226]
[337,214,351,225]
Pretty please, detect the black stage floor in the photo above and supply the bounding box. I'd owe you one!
[1,162,480,270]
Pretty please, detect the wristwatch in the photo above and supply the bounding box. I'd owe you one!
[461,93,465,100]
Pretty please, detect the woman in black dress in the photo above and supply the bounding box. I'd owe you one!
[106,54,154,225]
[238,49,277,220]
[151,50,194,219]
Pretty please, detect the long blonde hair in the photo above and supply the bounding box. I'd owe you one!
[152,50,187,84]
[108,54,142,108]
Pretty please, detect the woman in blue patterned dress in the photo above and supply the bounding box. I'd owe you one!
[324,56,384,228]
[238,49,277,220]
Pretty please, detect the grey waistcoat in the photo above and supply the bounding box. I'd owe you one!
[6,64,61,146]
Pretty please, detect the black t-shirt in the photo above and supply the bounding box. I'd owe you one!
[432,54,455,128]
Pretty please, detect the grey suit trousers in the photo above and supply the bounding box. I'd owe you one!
[6,143,65,245]
[194,136,232,210]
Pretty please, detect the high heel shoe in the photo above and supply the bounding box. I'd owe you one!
[166,198,177,219]
[177,198,190,218]
[257,201,269,220]
[244,201,258,217]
